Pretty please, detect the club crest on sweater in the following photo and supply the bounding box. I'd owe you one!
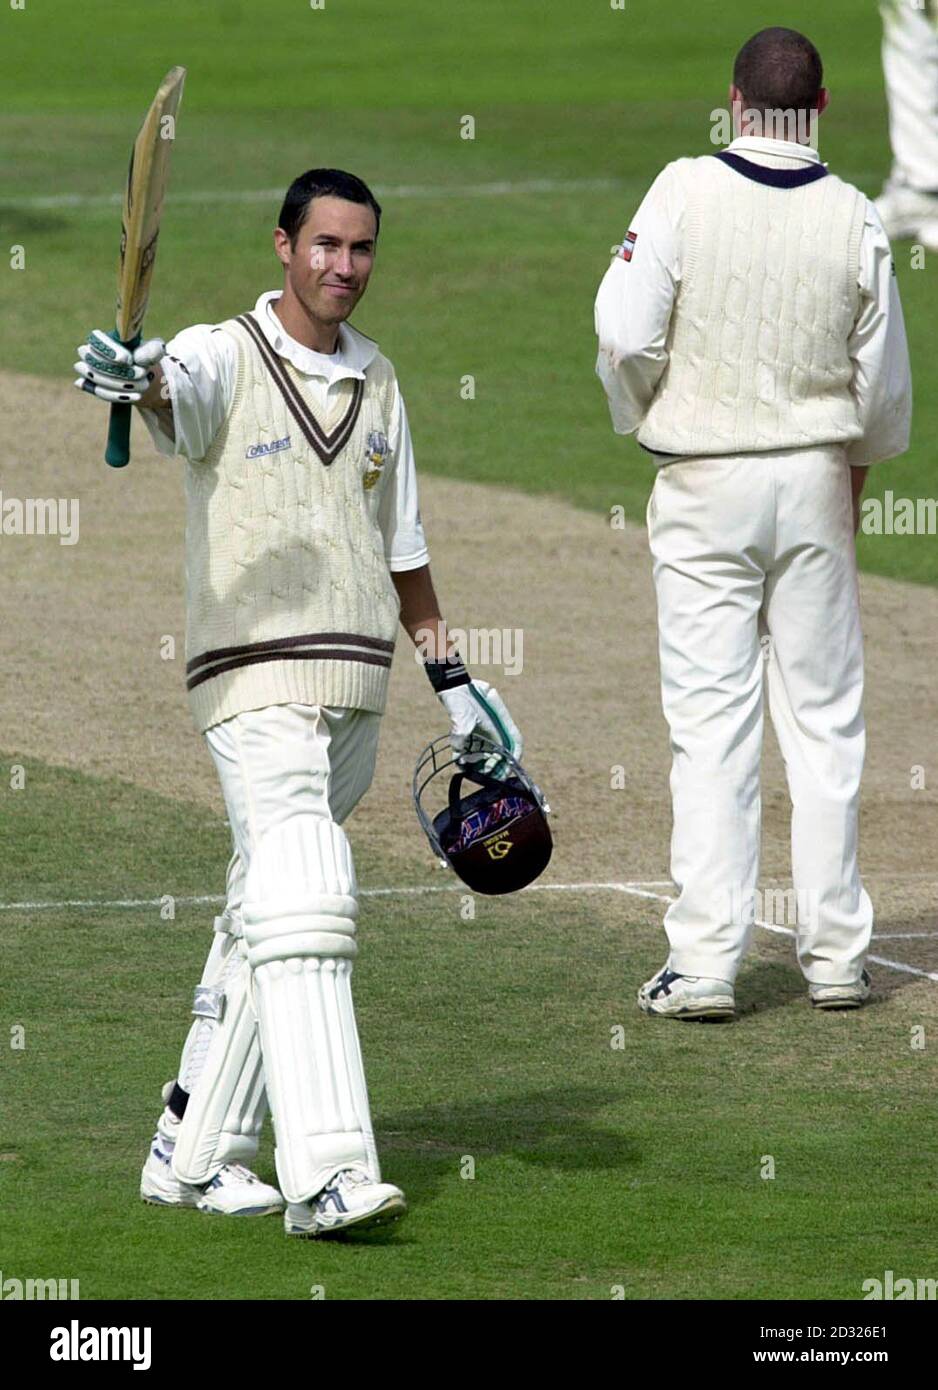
[363,429,390,490]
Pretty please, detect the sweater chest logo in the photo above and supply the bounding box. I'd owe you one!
[246,434,292,460]
[363,430,390,490]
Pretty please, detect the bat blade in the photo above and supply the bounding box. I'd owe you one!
[105,65,186,468]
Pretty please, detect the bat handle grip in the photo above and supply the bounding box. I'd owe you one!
[103,329,141,469]
[106,403,132,468]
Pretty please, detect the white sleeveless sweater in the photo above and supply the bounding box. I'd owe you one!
[638,154,867,458]
[184,313,401,732]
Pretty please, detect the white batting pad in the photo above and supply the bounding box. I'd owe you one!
[242,817,379,1203]
[171,933,268,1185]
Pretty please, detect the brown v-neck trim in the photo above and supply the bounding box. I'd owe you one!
[235,312,365,466]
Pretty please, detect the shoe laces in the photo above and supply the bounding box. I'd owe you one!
[336,1167,370,1190]
[219,1163,256,1184]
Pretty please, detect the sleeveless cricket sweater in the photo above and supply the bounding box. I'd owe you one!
[637,153,867,458]
[184,313,401,733]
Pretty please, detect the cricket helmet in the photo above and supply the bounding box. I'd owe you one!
[412,734,552,895]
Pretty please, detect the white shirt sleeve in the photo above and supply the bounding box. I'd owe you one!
[594,161,685,436]
[137,324,237,462]
[377,384,430,572]
[846,204,913,467]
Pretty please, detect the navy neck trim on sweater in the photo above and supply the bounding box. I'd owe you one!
[714,151,829,188]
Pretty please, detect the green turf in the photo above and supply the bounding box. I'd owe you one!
[2,754,936,1300]
[0,0,934,584]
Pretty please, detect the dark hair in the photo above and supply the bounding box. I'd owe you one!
[733,27,823,114]
[277,168,382,247]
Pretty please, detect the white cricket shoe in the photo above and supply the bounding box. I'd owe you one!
[874,179,938,250]
[638,965,735,1020]
[810,970,871,1012]
[141,1142,284,1216]
[284,1167,406,1238]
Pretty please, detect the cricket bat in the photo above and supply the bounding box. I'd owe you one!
[105,65,187,468]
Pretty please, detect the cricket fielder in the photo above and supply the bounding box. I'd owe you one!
[876,0,938,250]
[594,29,912,1019]
[74,169,522,1234]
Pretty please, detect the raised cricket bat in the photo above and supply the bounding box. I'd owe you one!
[105,65,187,468]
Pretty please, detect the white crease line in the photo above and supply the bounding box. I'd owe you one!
[872,932,938,941]
[0,893,226,911]
[859,953,938,981]
[612,884,938,983]
[2,881,935,982]
[8,177,624,212]
[0,881,643,911]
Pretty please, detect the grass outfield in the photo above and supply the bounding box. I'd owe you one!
[2,756,937,1301]
[1,0,935,584]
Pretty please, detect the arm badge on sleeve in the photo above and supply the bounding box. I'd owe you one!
[615,230,638,262]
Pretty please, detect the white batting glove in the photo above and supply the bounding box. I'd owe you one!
[438,679,523,775]
[73,329,166,404]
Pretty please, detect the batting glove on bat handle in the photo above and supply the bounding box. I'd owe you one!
[73,330,166,468]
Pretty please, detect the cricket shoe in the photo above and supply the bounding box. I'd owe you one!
[874,179,938,250]
[284,1168,406,1238]
[141,1143,284,1215]
[638,965,735,1020]
[809,970,872,1012]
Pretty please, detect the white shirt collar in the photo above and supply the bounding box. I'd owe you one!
[726,135,823,166]
[252,290,378,380]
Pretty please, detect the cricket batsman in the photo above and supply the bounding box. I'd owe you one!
[74,169,522,1234]
[594,29,912,1019]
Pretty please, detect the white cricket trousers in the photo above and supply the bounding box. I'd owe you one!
[175,703,380,1098]
[882,0,938,193]
[647,446,873,986]
[206,703,380,931]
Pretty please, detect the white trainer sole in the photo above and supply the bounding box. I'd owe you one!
[811,971,871,1012]
[140,1171,200,1209]
[637,990,736,1021]
[141,1169,282,1217]
[285,1193,407,1239]
[811,991,868,1011]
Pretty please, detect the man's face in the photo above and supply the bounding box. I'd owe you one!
[275,195,377,326]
